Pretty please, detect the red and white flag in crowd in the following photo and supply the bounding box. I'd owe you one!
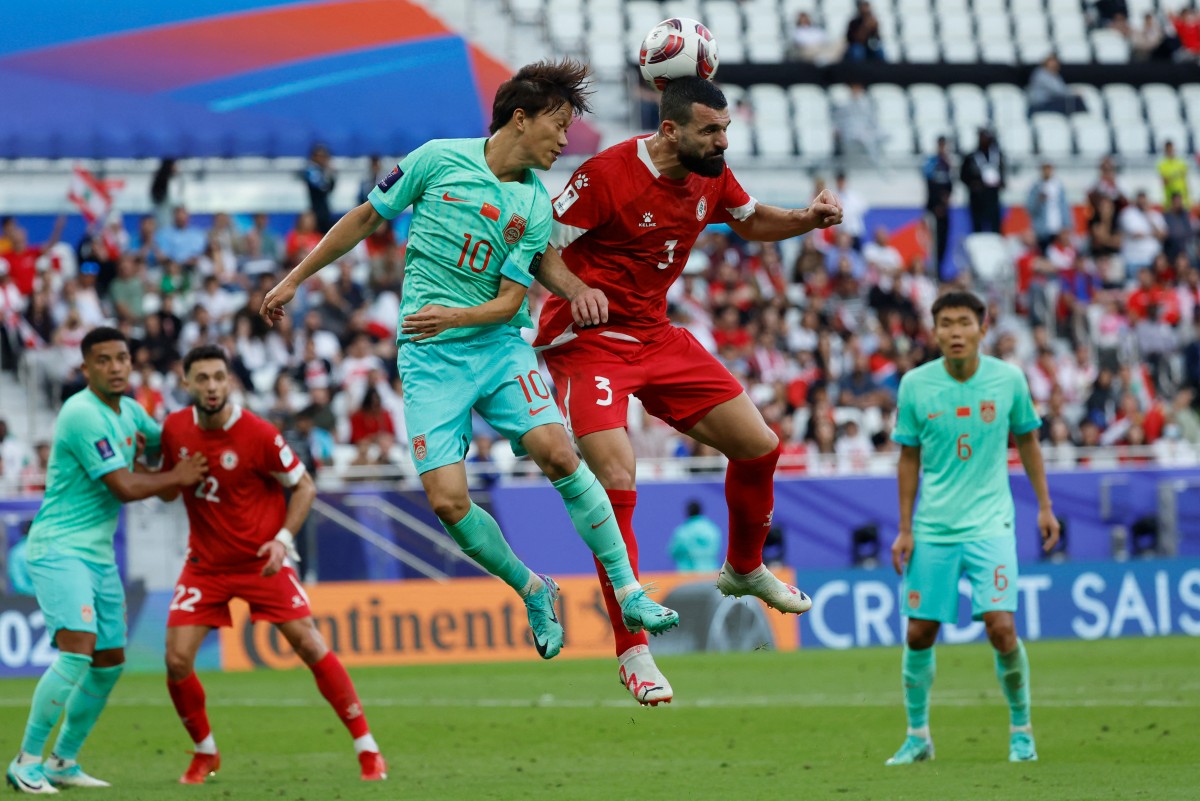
[66,166,123,225]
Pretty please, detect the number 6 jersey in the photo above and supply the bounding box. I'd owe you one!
[534,135,755,350]
[161,406,306,572]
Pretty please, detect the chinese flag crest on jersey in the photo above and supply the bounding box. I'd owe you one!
[412,434,427,461]
[503,214,527,245]
[980,400,996,423]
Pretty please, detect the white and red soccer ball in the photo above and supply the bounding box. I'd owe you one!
[638,17,719,91]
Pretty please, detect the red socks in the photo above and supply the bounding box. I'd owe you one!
[167,672,211,745]
[310,652,369,739]
[724,443,781,574]
[593,489,649,657]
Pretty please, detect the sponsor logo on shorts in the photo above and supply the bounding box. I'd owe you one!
[292,594,306,608]
[529,404,550,416]
[94,438,115,460]
[981,400,996,423]
[81,605,94,622]
[696,196,708,220]
[503,214,527,245]
[990,595,1005,603]
[907,590,921,609]
[220,450,238,470]
[412,434,427,461]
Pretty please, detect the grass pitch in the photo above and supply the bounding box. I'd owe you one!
[1,637,1196,800]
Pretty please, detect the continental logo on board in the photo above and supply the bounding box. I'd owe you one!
[219,571,799,670]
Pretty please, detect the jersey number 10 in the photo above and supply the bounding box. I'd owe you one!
[458,233,494,273]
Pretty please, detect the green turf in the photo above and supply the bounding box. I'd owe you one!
[2,637,1197,800]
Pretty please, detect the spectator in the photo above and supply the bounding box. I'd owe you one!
[304,144,337,232]
[835,171,868,246]
[0,419,28,483]
[788,12,835,63]
[834,84,885,165]
[1026,55,1087,115]
[149,158,181,227]
[1169,387,1200,443]
[349,386,395,449]
[668,500,722,572]
[1042,418,1078,468]
[961,127,1006,234]
[19,441,50,494]
[835,418,872,473]
[0,258,25,372]
[107,253,146,322]
[241,213,283,265]
[156,205,207,268]
[824,231,867,280]
[1172,7,1200,59]
[1093,0,1131,36]
[1132,12,1166,60]
[1158,140,1191,207]
[1118,191,1167,276]
[862,226,903,282]
[1087,193,1124,286]
[923,136,954,276]
[286,211,323,265]
[845,1,885,62]
[3,216,64,297]
[1163,193,1196,263]
[1027,162,1071,252]
[131,214,166,269]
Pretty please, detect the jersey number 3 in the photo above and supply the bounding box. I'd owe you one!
[657,240,678,271]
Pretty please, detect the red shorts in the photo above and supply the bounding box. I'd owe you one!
[542,327,744,438]
[166,564,312,628]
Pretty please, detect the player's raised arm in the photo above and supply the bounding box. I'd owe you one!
[533,245,608,327]
[260,201,386,326]
[727,190,844,242]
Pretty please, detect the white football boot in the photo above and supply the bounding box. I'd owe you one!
[717,562,813,614]
[618,645,673,706]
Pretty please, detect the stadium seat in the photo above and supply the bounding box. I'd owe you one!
[882,123,916,156]
[1056,38,1092,64]
[749,84,791,124]
[1031,113,1074,157]
[509,0,544,24]
[1091,29,1131,63]
[797,125,835,158]
[934,0,969,15]
[1052,12,1088,43]
[1180,84,1200,125]
[757,125,796,157]
[1017,38,1054,63]
[1151,126,1191,155]
[789,85,831,126]
[979,39,1017,64]
[948,84,990,130]
[973,12,1012,42]
[942,38,979,63]
[909,83,950,125]
[1102,84,1144,125]
[895,0,931,15]
[902,39,940,62]
[869,84,910,126]
[746,37,786,62]
[995,119,1034,158]
[972,0,1006,13]
[1012,13,1050,43]
[987,84,1028,129]
[1069,84,1106,121]
[938,11,973,41]
[963,233,1013,286]
[1112,124,1151,157]
[1073,118,1113,158]
[724,123,754,158]
[665,1,705,19]
[1142,83,1185,127]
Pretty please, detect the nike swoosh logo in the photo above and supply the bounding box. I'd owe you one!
[529,404,550,416]
[927,412,945,419]
[990,596,1004,603]
[442,192,468,202]
[9,772,43,792]
[591,513,613,530]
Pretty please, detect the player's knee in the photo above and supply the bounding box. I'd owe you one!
[430,494,472,524]
[165,650,194,681]
[906,621,939,650]
[540,445,579,482]
[593,463,634,491]
[985,617,1017,649]
[294,635,327,665]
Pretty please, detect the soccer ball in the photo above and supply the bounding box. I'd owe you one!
[638,18,719,91]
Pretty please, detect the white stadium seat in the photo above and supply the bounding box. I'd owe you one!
[1073,118,1112,158]
[987,84,1028,128]
[869,84,910,125]
[1091,29,1131,63]
[995,119,1034,158]
[1152,126,1190,155]
[909,83,950,124]
[1102,84,1144,124]
[1112,124,1151,157]
[1069,84,1106,121]
[1180,84,1200,125]
[1031,113,1074,157]
[948,83,990,130]
[789,85,831,126]
[902,39,940,62]
[1142,83,1185,127]
[757,125,795,157]
[980,39,1017,64]
[796,125,835,158]
[1056,39,1092,64]
[1017,39,1054,63]
[749,84,791,123]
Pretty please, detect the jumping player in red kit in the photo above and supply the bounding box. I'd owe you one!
[159,345,386,784]
[533,77,843,705]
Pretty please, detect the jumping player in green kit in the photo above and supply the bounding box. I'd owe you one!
[8,327,208,794]
[261,59,678,661]
[887,290,1060,765]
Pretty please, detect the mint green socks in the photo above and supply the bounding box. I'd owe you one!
[53,664,124,761]
[552,463,635,589]
[442,502,533,593]
[902,645,936,732]
[20,652,93,757]
[995,639,1032,728]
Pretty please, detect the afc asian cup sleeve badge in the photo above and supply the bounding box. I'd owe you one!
[220,450,239,470]
[907,590,921,609]
[412,434,428,462]
[980,400,996,423]
[696,195,708,221]
[503,214,528,245]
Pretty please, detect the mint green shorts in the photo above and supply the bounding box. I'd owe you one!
[398,327,564,474]
[27,552,127,650]
[901,536,1019,623]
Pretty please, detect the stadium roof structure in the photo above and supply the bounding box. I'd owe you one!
[0,0,599,159]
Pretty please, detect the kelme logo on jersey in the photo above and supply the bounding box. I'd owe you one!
[503,214,527,245]
[377,165,402,192]
[412,434,427,461]
[696,196,708,221]
[981,400,996,423]
[220,450,239,470]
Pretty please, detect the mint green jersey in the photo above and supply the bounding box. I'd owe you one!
[367,138,552,343]
[892,356,1040,543]
[27,389,162,564]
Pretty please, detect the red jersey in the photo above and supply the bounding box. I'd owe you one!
[534,136,755,348]
[161,405,306,572]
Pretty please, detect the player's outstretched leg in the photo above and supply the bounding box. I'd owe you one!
[43,660,122,789]
[995,640,1037,761]
[717,443,812,614]
[7,651,93,794]
[167,672,220,784]
[308,652,387,780]
[550,461,678,635]
[886,645,936,766]
[440,501,564,658]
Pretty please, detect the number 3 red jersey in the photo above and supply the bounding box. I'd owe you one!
[534,135,756,349]
[161,406,306,572]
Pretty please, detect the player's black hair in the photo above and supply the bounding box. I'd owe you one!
[931,290,987,324]
[183,344,231,374]
[489,59,593,134]
[659,77,728,126]
[80,326,128,358]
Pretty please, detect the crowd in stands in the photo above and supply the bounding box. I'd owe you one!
[2,139,1200,490]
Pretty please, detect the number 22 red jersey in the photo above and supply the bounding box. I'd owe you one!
[534,135,755,349]
[161,405,306,572]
